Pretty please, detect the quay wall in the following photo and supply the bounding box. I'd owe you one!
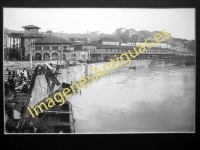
[56,57,195,85]
[56,59,153,85]
[29,58,194,106]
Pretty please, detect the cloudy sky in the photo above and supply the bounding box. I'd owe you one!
[4,8,195,40]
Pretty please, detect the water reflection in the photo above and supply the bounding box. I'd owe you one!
[67,66,195,133]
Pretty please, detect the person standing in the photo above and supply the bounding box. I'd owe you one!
[9,74,17,96]
[23,69,28,80]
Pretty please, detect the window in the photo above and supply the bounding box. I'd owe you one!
[43,46,50,50]
[35,46,42,50]
[52,46,58,50]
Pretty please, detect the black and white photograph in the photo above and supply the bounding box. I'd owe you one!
[3,8,195,134]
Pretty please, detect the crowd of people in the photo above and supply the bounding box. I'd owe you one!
[5,68,32,96]
[4,62,57,97]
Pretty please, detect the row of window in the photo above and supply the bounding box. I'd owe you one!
[35,46,70,50]
[93,49,175,54]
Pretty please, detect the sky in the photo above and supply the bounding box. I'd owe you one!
[4,8,195,40]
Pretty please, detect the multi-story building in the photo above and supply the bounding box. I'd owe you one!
[102,41,120,46]
[116,28,126,36]
[9,25,87,62]
[89,44,177,60]
[4,34,8,49]
[136,42,173,49]
[121,42,136,46]
[33,36,73,61]
[19,25,45,59]
[4,33,21,49]
[125,29,138,37]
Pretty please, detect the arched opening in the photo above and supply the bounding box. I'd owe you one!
[52,53,59,60]
[27,54,30,61]
[71,54,76,61]
[63,54,66,60]
[43,53,50,60]
[71,54,76,57]
[35,53,42,60]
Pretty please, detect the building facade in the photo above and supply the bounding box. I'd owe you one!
[32,36,73,61]
[4,33,21,49]
[136,42,173,49]
[125,29,138,37]
[116,28,126,36]
[89,44,177,60]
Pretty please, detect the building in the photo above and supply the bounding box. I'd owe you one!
[4,34,8,49]
[120,42,136,46]
[89,44,177,60]
[33,36,73,61]
[125,29,138,37]
[74,37,89,44]
[136,42,173,49]
[73,43,93,61]
[116,28,126,36]
[102,41,120,46]
[11,25,87,62]
[4,33,21,49]
[19,25,45,60]
[46,30,53,37]
[101,37,120,46]
[32,29,89,62]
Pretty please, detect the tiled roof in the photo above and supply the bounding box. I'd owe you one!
[35,36,71,44]
[22,25,41,29]
[96,44,136,49]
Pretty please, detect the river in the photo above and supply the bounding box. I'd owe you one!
[67,65,195,133]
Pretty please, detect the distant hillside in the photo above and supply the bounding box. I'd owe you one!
[4,27,195,53]
[4,27,24,34]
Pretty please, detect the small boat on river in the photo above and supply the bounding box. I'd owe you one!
[129,67,136,70]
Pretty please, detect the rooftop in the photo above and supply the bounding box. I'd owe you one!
[35,36,71,44]
[6,33,24,38]
[46,30,53,33]
[22,25,41,29]
[117,28,126,30]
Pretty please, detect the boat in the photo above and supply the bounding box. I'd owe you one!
[129,67,136,70]
[173,63,179,66]
[185,62,193,66]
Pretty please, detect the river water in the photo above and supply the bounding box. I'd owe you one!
[67,65,195,133]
